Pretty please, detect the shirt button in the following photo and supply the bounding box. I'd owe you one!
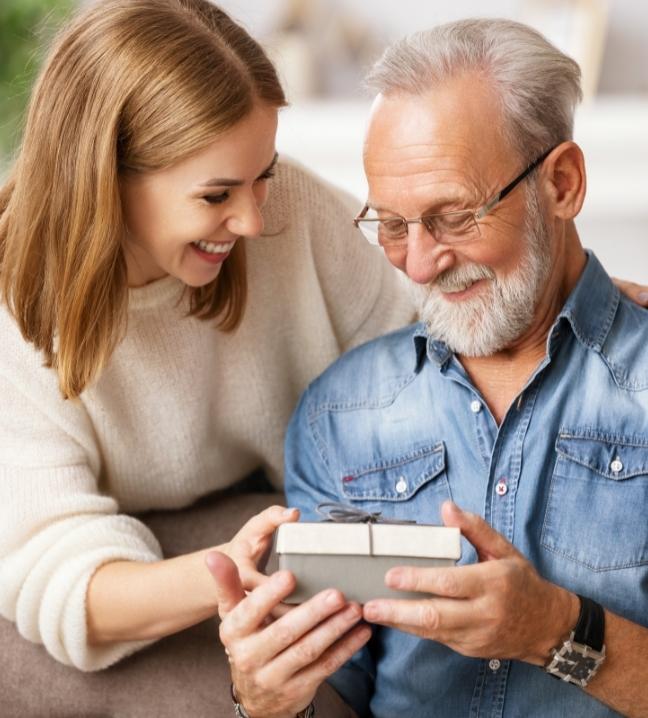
[395,477,408,494]
[470,400,482,414]
[489,658,501,671]
[610,458,623,474]
[495,480,508,496]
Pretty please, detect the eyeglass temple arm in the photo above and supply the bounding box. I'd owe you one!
[353,204,369,226]
[476,146,555,219]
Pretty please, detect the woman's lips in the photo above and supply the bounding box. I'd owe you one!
[190,241,234,264]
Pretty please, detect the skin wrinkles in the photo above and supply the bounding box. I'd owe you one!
[364,146,526,229]
[209,67,648,718]
[363,73,587,416]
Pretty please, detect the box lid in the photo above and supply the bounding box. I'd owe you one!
[275,522,461,559]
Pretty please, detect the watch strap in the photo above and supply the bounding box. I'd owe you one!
[230,683,314,718]
[544,594,606,688]
[573,594,605,652]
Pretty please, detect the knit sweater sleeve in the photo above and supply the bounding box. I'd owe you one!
[276,158,416,353]
[0,308,162,671]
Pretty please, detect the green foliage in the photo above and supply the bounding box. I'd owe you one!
[0,0,74,167]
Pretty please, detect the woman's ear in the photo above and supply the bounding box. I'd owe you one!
[540,141,586,221]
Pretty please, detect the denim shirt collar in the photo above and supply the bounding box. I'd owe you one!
[411,250,620,370]
[554,250,620,353]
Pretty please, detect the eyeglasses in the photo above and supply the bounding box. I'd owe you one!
[353,146,555,248]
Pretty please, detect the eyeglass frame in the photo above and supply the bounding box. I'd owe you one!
[353,145,556,247]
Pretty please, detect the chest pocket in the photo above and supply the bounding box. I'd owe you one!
[541,431,648,571]
[339,442,450,524]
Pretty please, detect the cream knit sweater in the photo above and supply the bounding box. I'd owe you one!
[0,159,414,671]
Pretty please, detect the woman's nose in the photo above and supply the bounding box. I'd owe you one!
[226,191,265,238]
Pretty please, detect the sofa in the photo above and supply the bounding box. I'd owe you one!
[0,478,354,717]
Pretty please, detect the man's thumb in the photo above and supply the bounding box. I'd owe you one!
[441,500,519,561]
[205,550,246,618]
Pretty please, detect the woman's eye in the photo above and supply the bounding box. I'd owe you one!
[256,169,276,183]
[203,191,229,205]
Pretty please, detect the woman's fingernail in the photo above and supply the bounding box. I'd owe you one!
[638,292,648,304]
[283,507,297,516]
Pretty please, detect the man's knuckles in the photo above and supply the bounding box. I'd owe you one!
[419,601,442,633]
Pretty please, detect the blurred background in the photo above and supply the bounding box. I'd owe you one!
[1,0,646,279]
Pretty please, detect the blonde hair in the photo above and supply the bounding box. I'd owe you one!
[0,0,286,399]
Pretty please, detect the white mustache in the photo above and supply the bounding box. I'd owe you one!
[434,264,495,292]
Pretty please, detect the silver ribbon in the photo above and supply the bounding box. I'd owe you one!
[316,501,416,555]
[316,501,417,525]
[315,501,416,524]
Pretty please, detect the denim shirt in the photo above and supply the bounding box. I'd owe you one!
[284,252,648,718]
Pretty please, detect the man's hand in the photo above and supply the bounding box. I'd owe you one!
[363,501,580,665]
[206,551,371,718]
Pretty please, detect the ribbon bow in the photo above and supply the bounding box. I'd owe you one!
[316,501,417,525]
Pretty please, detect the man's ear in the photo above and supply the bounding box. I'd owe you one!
[540,141,586,221]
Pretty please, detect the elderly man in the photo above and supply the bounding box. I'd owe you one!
[210,18,648,718]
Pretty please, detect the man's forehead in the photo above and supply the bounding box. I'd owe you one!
[363,85,509,209]
[364,82,506,174]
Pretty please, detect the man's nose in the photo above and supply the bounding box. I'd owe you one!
[404,222,454,284]
[226,192,265,238]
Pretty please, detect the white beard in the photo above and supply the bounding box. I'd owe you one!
[411,185,552,357]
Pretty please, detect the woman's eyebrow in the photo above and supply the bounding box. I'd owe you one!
[197,152,279,188]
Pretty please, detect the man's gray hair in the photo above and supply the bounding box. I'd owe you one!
[365,18,583,163]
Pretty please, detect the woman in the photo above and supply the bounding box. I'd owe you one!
[0,0,413,677]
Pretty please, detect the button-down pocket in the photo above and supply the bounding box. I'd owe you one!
[340,442,450,523]
[541,431,648,570]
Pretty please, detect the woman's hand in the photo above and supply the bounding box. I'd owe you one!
[206,552,372,718]
[221,505,299,592]
[613,278,648,307]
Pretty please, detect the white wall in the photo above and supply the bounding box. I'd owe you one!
[275,98,648,283]
[221,1,648,282]
[219,0,648,94]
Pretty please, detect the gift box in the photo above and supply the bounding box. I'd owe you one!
[275,504,461,604]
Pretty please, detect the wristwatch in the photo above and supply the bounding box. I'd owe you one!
[544,594,606,688]
[230,683,315,718]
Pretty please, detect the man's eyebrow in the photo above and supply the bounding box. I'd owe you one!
[367,194,472,214]
[197,152,279,188]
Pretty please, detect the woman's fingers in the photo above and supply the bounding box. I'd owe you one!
[239,565,270,591]
[231,506,299,558]
[613,277,648,306]
[262,601,364,680]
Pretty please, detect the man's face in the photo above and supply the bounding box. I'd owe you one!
[363,76,554,356]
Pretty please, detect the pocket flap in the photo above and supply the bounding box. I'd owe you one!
[341,442,445,501]
[555,433,648,480]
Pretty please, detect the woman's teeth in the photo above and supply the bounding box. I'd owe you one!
[193,240,235,254]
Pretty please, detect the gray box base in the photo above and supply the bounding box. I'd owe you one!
[279,553,455,604]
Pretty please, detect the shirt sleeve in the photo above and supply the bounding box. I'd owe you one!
[284,387,375,718]
[0,331,163,671]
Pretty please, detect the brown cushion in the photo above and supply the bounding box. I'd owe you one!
[0,490,284,717]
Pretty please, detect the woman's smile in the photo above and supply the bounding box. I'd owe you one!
[190,239,236,264]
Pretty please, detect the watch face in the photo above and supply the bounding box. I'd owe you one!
[561,649,599,681]
[546,636,606,688]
